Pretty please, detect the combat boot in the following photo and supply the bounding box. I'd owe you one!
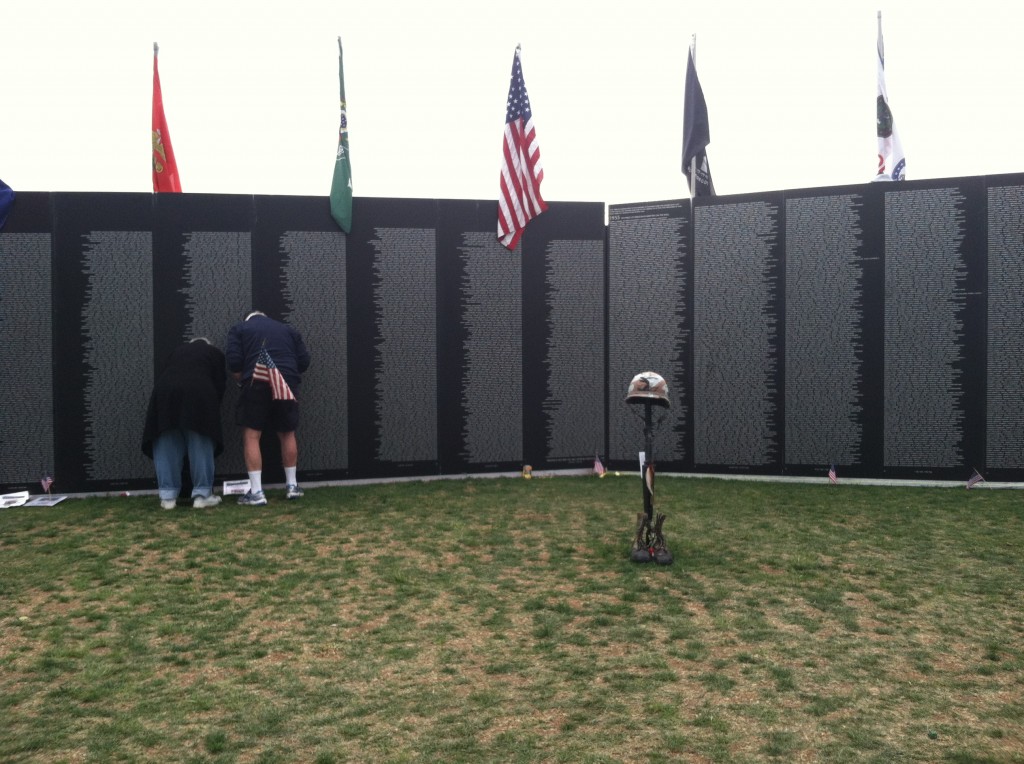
[631,512,652,563]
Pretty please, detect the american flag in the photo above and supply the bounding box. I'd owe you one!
[593,455,606,477]
[828,464,838,485]
[497,45,547,250]
[41,474,53,493]
[966,469,984,490]
[253,347,296,401]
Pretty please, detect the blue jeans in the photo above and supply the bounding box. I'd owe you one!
[151,429,216,500]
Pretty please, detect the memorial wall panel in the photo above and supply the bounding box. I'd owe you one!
[881,179,985,479]
[253,195,349,481]
[348,198,440,478]
[152,193,255,480]
[984,176,1024,475]
[51,193,155,492]
[0,175,1021,494]
[607,201,690,469]
[782,186,884,478]
[0,193,55,491]
[692,193,784,471]
[436,200,522,473]
[520,203,607,470]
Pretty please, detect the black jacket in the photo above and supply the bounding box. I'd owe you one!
[141,341,227,458]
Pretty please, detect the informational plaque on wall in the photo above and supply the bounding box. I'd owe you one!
[606,200,690,469]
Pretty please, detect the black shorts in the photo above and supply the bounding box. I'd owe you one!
[235,382,300,433]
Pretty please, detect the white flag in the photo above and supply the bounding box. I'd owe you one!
[875,11,906,181]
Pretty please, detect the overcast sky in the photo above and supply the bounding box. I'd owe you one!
[2,0,1020,209]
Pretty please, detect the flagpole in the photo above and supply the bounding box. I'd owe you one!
[688,35,698,202]
[877,11,882,60]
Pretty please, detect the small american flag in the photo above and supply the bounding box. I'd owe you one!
[593,455,606,476]
[253,347,296,401]
[41,474,53,494]
[497,45,547,250]
[828,464,838,485]
[966,469,984,490]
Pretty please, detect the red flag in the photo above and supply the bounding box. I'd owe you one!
[497,45,547,250]
[253,347,296,401]
[152,43,182,193]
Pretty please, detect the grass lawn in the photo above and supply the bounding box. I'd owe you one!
[1,475,1022,763]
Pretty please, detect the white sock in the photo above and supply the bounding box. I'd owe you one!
[284,467,297,485]
[248,471,263,493]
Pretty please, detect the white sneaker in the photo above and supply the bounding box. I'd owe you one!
[160,499,177,510]
[193,494,222,509]
[237,490,267,506]
[285,484,304,500]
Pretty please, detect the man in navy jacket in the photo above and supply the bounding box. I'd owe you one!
[226,310,311,505]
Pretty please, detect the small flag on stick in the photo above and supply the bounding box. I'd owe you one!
[253,347,296,401]
[966,469,984,490]
[594,455,606,477]
[41,474,53,494]
[828,464,838,485]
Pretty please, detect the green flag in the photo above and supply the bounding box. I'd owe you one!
[330,37,352,233]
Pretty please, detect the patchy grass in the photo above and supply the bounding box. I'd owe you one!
[1,476,1022,762]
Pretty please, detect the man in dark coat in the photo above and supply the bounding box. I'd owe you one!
[142,338,227,509]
